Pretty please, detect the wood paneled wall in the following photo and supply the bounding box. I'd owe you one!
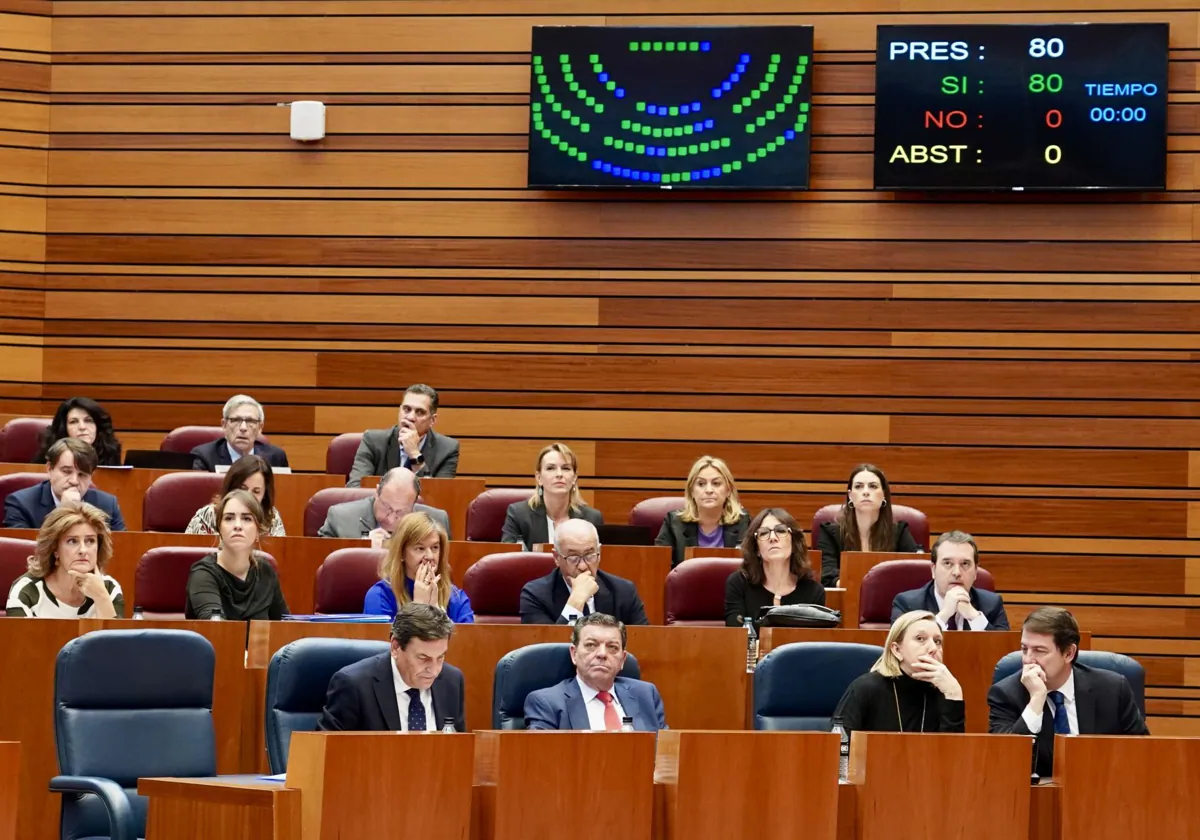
[1,0,1200,729]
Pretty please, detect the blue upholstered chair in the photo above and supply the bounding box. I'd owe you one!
[492,642,641,729]
[51,629,218,840]
[992,650,1146,717]
[753,642,884,730]
[264,638,389,773]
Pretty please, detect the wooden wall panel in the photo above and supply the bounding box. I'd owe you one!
[0,0,1196,731]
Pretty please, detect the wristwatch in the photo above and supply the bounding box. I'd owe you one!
[411,453,426,466]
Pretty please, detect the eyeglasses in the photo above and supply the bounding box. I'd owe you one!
[225,416,262,428]
[557,551,599,566]
[374,497,409,519]
[755,525,792,540]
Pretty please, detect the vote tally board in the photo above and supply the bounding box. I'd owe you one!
[873,23,1170,191]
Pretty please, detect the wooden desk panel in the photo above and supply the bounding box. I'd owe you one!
[0,742,17,840]
[140,777,301,840]
[627,627,747,730]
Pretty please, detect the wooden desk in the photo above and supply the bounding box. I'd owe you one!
[758,628,1091,733]
[0,619,247,840]
[141,776,300,840]
[0,742,18,840]
[362,476,486,543]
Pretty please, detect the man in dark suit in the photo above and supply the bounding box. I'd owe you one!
[3,438,126,530]
[346,384,459,486]
[190,394,290,472]
[524,613,667,731]
[519,519,649,626]
[891,530,1009,630]
[317,602,465,732]
[989,607,1148,778]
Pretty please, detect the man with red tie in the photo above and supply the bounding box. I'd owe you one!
[523,613,667,732]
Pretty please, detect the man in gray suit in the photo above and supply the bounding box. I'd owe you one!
[346,384,460,487]
[319,467,450,546]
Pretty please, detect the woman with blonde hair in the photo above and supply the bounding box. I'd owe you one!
[6,502,123,618]
[184,489,288,621]
[833,610,964,734]
[501,442,604,550]
[656,455,750,567]
[364,512,474,622]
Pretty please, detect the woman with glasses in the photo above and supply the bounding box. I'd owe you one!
[501,442,604,550]
[724,507,824,627]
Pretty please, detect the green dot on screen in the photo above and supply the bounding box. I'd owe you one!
[732,160,742,171]
[788,85,799,95]
[682,172,691,181]
[672,173,682,182]
[589,54,599,63]
[765,73,775,84]
[560,54,569,62]
[689,42,699,51]
[568,82,579,92]
[699,142,710,152]
[669,106,679,116]
[800,102,810,112]
[580,124,590,133]
[653,41,663,51]
[747,153,757,163]
[783,94,794,105]
[533,55,543,63]
[531,102,542,112]
[552,102,562,112]
[545,92,555,102]
[540,84,551,95]
[603,136,613,146]
[776,103,786,114]
[653,128,662,138]
[595,104,604,113]
[641,42,651,51]
[722,164,732,174]
[630,42,639,51]
[636,102,646,112]
[668,147,678,157]
[721,138,731,148]
[776,135,785,145]
[745,124,755,133]
[564,72,574,82]
[771,54,781,62]
[685,125,694,135]
[666,42,675,51]
[756,116,766,126]
[621,119,631,129]
[688,144,698,154]
[799,55,809,64]
[766,143,776,152]
[677,42,687,51]
[537,75,547,85]
[570,116,580,126]
[751,90,762,100]
[558,142,569,152]
[606,81,616,91]
[584,96,594,106]
[635,144,645,154]
[732,104,743,115]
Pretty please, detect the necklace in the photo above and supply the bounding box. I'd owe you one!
[892,682,926,733]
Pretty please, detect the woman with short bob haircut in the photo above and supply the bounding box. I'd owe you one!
[363,511,474,622]
[833,610,964,734]
[6,501,124,618]
[656,455,750,567]
[34,396,123,467]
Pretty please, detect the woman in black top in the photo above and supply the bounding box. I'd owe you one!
[724,507,824,627]
[185,489,288,621]
[34,397,123,467]
[817,463,920,587]
[834,610,965,734]
[655,454,750,567]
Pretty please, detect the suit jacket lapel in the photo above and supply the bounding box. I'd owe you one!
[1073,667,1097,734]
[681,521,698,546]
[563,679,590,730]
[922,582,940,615]
[384,426,401,473]
[612,679,638,729]
[371,656,403,730]
[37,482,54,520]
[593,573,616,616]
[430,674,450,731]
[424,431,439,471]
[529,504,550,547]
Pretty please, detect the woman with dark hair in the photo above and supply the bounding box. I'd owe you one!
[34,397,123,467]
[817,463,920,587]
[184,454,286,536]
[724,507,824,627]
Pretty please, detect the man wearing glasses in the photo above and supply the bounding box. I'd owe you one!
[191,394,291,472]
[519,519,648,625]
[318,467,449,547]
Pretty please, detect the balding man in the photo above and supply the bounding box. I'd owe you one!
[519,520,648,626]
[318,467,449,546]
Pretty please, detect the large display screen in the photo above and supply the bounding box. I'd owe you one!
[873,23,1169,190]
[527,26,814,189]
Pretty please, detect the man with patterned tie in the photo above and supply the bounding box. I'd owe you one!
[523,613,667,732]
[890,530,1009,630]
[988,607,1148,778]
[318,602,465,732]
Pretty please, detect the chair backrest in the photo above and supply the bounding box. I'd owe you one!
[465,489,530,542]
[303,487,375,537]
[627,496,686,531]
[492,642,641,729]
[0,471,46,515]
[142,472,224,532]
[134,546,277,618]
[665,557,742,625]
[811,503,931,552]
[314,548,385,614]
[160,426,271,454]
[753,641,884,730]
[55,629,217,840]
[265,637,390,773]
[461,552,555,624]
[859,559,996,628]
[325,433,364,479]
[992,650,1146,717]
[0,417,50,463]
[0,537,35,594]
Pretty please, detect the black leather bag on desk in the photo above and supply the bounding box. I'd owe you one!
[758,604,841,628]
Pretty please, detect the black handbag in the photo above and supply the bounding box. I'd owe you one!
[758,604,842,628]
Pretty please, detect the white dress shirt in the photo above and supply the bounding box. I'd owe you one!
[226,442,248,464]
[934,588,990,632]
[577,675,627,731]
[1022,669,1078,734]
[559,573,596,625]
[390,657,435,732]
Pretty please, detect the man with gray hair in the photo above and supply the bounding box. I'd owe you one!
[891,529,1010,630]
[190,394,291,472]
[318,467,450,547]
[519,519,648,626]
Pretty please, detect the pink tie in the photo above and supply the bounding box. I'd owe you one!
[596,690,621,731]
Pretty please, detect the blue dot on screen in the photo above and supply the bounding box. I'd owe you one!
[652,173,662,183]
[785,129,796,140]
[621,167,631,178]
[602,163,613,173]
[736,64,747,74]
[740,54,750,63]
[711,88,722,98]
[701,169,711,179]
[615,89,625,98]
[711,167,722,177]
[680,105,691,115]
[730,73,740,83]
[592,161,603,170]
[657,147,667,157]
[693,122,703,131]
[704,119,714,129]
[598,72,608,83]
[692,101,701,111]
[691,170,701,180]
[701,41,711,51]
[722,81,731,91]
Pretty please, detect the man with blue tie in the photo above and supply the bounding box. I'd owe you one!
[317,602,465,732]
[523,613,667,732]
[988,607,1147,778]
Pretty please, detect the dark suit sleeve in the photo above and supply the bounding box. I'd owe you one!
[272,446,290,469]
[655,514,682,567]
[650,684,668,730]
[584,506,605,527]
[317,669,362,731]
[987,595,1011,631]
[185,564,225,620]
[523,689,558,730]
[190,444,214,472]
[501,504,526,545]
[891,592,913,623]
[519,582,562,625]
[107,499,127,532]
[621,580,649,626]
[432,440,459,478]
[896,522,920,552]
[346,434,382,488]
[724,571,748,627]
[987,681,1034,735]
[816,524,841,588]
[451,667,467,732]
[1116,678,1150,735]
[2,494,34,529]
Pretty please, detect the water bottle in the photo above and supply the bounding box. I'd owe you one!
[1030,735,1040,782]
[132,607,144,620]
[743,617,758,673]
[620,716,634,732]
[209,608,224,621]
[831,716,850,783]
[441,717,456,734]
